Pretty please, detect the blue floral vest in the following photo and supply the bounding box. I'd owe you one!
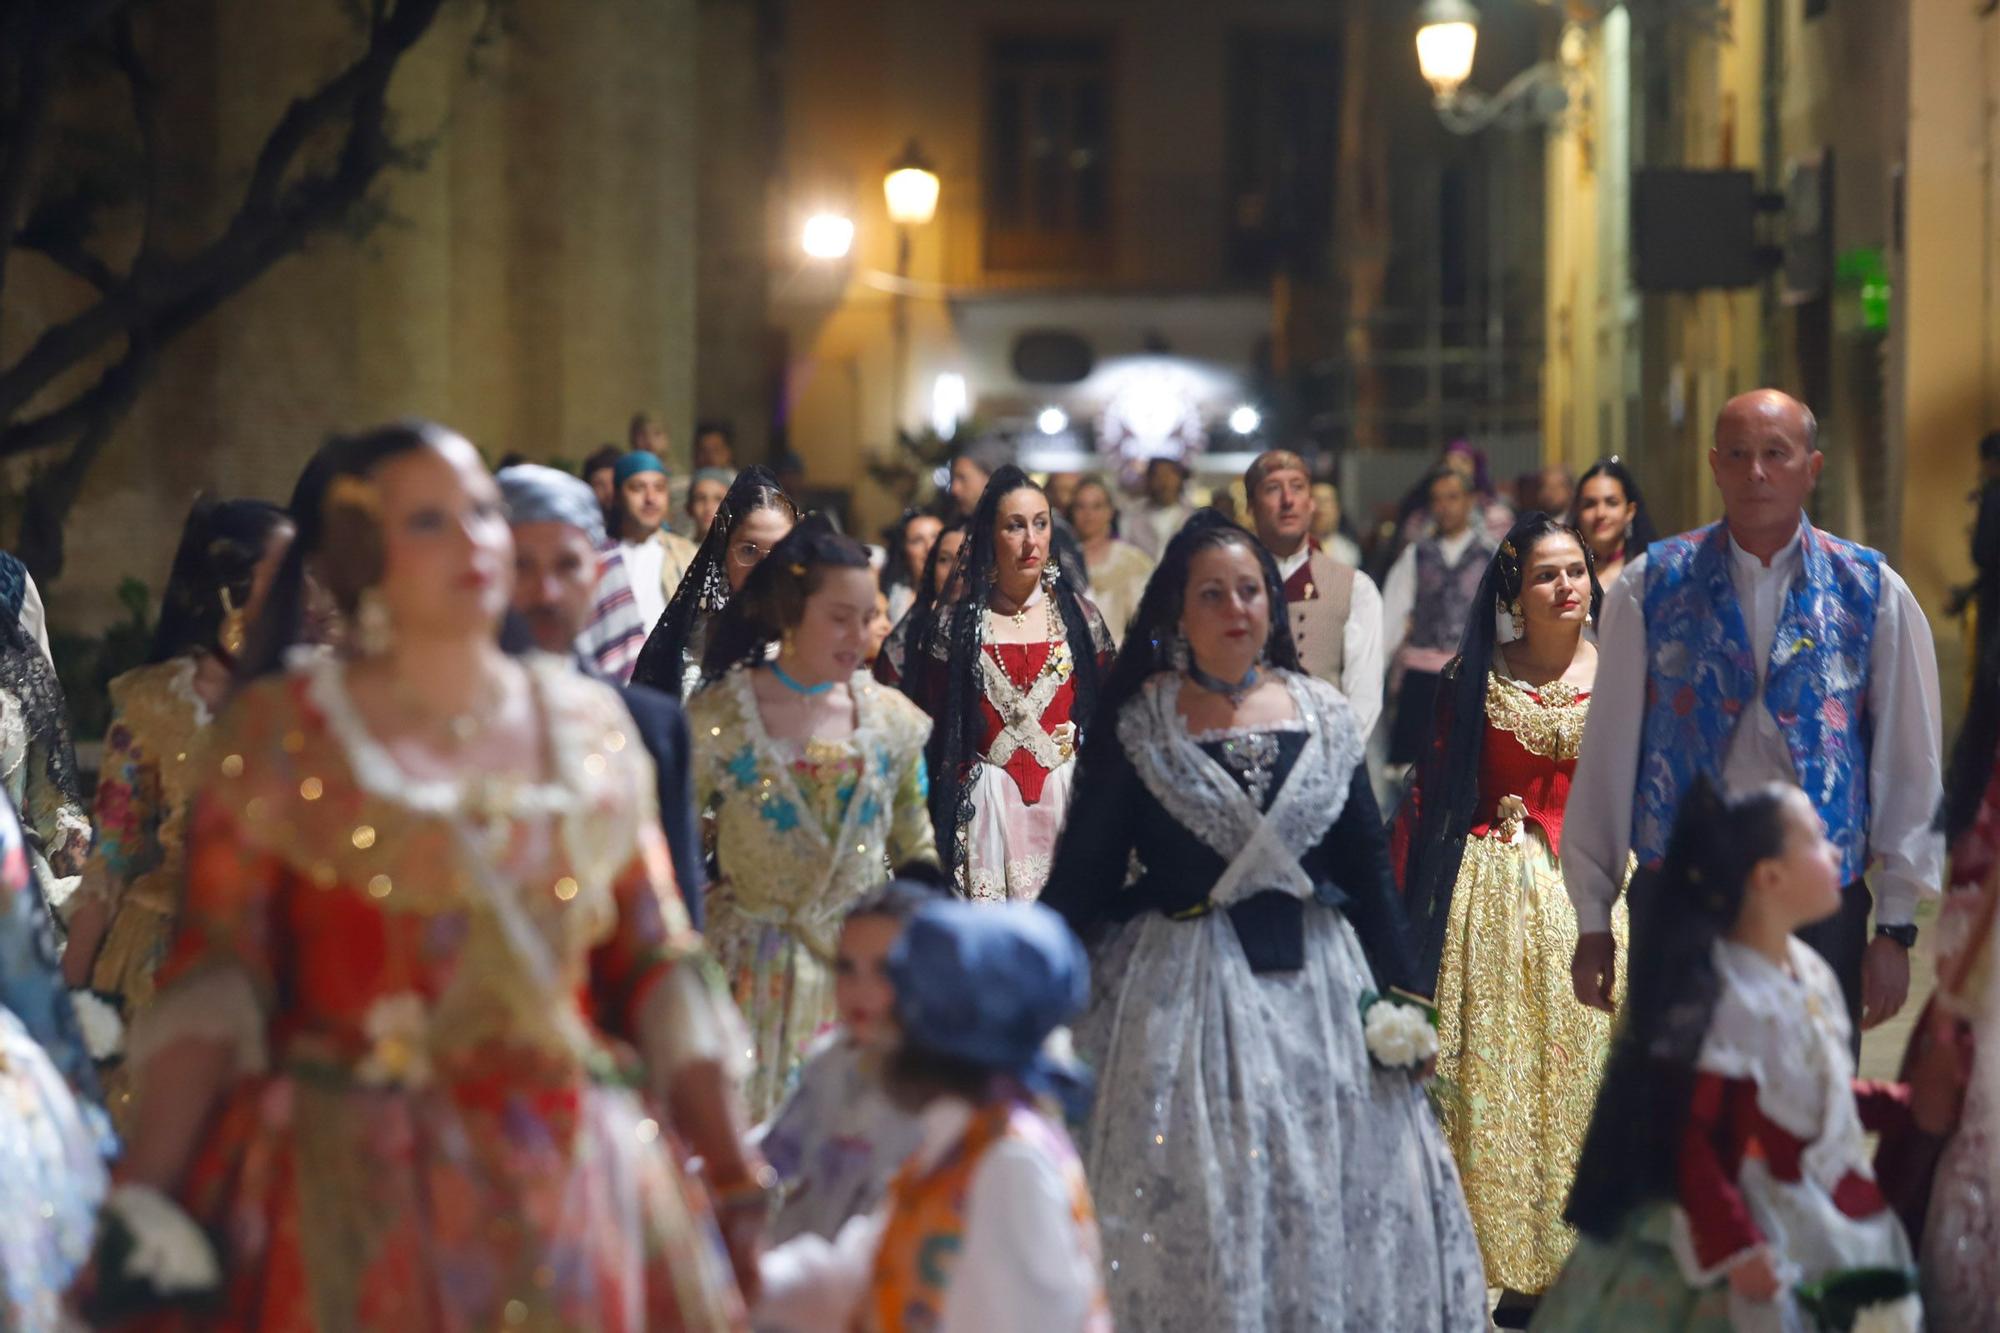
[1633,520,1881,882]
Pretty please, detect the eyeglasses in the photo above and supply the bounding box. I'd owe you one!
[728,540,773,568]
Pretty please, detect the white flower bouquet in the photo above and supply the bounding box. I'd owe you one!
[68,989,125,1061]
[82,1183,222,1322]
[1358,989,1440,1071]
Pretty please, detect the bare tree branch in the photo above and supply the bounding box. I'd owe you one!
[0,0,446,426]
[110,5,163,266]
[11,232,117,292]
[0,37,56,317]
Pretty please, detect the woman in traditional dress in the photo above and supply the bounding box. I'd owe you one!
[62,499,293,1081]
[1397,512,1625,1318]
[93,422,756,1332]
[1041,511,1487,1331]
[1566,459,1656,591]
[874,518,965,699]
[689,516,938,1117]
[1068,476,1153,647]
[882,509,943,627]
[632,466,798,699]
[909,466,1112,900]
[0,790,113,1333]
[0,553,88,900]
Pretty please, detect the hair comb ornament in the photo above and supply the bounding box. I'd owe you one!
[325,474,383,519]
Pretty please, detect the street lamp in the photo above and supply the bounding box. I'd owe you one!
[1415,0,1481,100]
[801,212,855,260]
[883,140,940,443]
[1415,0,1572,135]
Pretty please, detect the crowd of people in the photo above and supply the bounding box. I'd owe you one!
[0,388,1995,1331]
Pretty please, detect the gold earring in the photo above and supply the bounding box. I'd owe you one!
[1508,600,1526,636]
[356,587,394,656]
[218,588,247,659]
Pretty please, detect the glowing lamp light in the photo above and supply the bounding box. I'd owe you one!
[1415,0,1481,99]
[1037,406,1069,436]
[883,141,941,227]
[1228,405,1262,436]
[932,373,969,440]
[802,213,855,260]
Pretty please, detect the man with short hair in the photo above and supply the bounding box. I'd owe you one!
[947,439,1010,521]
[1381,466,1497,765]
[1122,456,1198,561]
[1564,389,1943,1038]
[629,411,671,457]
[497,464,705,924]
[693,419,737,473]
[583,444,623,521]
[1535,463,1575,517]
[1244,449,1384,737]
[614,451,700,633]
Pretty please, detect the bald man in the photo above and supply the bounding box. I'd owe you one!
[1563,390,1943,1042]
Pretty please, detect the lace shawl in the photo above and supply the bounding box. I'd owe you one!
[1116,670,1364,908]
[1696,937,1870,1192]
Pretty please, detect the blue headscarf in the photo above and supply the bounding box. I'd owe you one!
[888,900,1092,1116]
[613,451,668,488]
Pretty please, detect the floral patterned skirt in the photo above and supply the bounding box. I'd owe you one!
[701,899,837,1122]
[140,1062,743,1333]
[1433,825,1625,1295]
[1077,903,1488,1331]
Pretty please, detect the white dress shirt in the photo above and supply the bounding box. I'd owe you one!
[1562,529,1944,932]
[1380,527,1483,666]
[1276,546,1386,739]
[756,1097,1100,1333]
[621,537,668,632]
[20,571,50,665]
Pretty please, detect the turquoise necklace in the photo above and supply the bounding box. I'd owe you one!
[769,660,835,697]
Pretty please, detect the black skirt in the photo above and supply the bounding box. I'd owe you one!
[1388,667,1443,765]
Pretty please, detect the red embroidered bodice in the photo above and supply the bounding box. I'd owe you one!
[977,642,1076,805]
[1466,679,1589,854]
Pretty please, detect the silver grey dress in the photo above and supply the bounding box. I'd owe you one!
[1041,671,1487,1331]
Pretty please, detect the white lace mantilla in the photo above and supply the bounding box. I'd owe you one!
[1696,937,1870,1194]
[1116,670,1364,909]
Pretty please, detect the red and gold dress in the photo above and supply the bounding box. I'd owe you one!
[131,655,744,1332]
[1427,670,1626,1294]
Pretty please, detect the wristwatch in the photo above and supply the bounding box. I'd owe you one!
[1874,922,1919,949]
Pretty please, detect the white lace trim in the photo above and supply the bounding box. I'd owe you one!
[978,642,1074,772]
[297,653,583,819]
[1696,937,1869,1192]
[163,654,215,730]
[1118,670,1364,909]
[1186,718,1311,745]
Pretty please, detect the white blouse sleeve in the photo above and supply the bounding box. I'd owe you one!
[940,1140,1099,1333]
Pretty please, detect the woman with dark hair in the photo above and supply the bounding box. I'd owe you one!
[1537,780,1931,1330]
[1040,510,1485,1331]
[631,464,798,699]
[882,508,944,626]
[908,465,1113,900]
[60,498,292,1087]
[1069,475,1153,647]
[90,421,757,1329]
[875,517,967,696]
[689,514,937,1116]
[0,553,88,904]
[1568,458,1656,589]
[1397,512,1623,1313]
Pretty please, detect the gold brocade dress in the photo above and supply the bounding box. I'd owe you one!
[75,658,215,1128]
[688,668,935,1118]
[1432,671,1627,1295]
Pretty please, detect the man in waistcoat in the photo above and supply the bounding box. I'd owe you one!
[1381,465,1497,765]
[1564,389,1942,1037]
[1244,449,1384,738]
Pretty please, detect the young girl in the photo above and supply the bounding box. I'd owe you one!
[757,877,933,1246]
[1534,779,1925,1332]
[754,899,1109,1333]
